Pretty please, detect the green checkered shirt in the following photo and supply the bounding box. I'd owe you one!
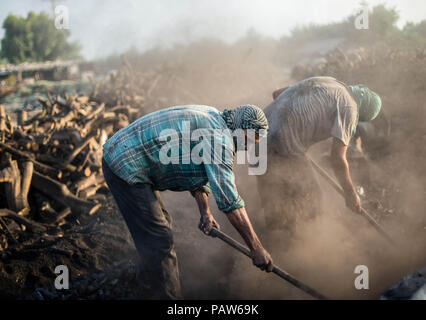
[102,105,245,213]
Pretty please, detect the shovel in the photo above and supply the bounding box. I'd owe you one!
[209,227,329,300]
[308,157,395,245]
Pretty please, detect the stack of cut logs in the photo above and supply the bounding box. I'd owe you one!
[0,93,140,249]
[91,57,199,112]
[291,46,426,84]
[91,57,147,110]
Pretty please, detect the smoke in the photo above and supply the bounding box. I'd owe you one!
[63,0,426,299]
[2,0,425,60]
[155,60,426,299]
[167,150,426,299]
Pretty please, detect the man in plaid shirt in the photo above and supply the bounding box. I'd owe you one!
[102,104,272,299]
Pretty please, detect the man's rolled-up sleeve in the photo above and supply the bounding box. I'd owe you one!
[331,104,358,146]
[190,183,211,197]
[204,162,245,213]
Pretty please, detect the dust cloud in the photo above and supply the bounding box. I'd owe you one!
[88,8,426,299]
[135,41,426,299]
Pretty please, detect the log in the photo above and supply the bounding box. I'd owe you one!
[81,111,113,137]
[0,156,32,214]
[86,103,105,120]
[76,150,92,173]
[79,184,103,200]
[63,132,97,165]
[32,109,47,123]
[0,217,18,244]
[55,207,72,223]
[5,115,13,135]
[89,139,103,166]
[0,142,62,178]
[76,96,89,105]
[0,105,6,142]
[110,105,139,119]
[31,170,101,216]
[0,209,48,233]
[17,139,32,150]
[74,173,104,193]
[58,110,76,128]
[38,97,52,111]
[99,129,109,147]
[83,167,92,177]
[31,142,39,152]
[40,201,58,216]
[17,110,28,126]
[19,161,33,210]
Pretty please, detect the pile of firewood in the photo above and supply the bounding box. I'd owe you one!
[91,57,201,112]
[0,93,140,249]
[91,57,149,110]
[291,46,426,85]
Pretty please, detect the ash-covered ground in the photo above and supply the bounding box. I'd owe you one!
[2,148,425,300]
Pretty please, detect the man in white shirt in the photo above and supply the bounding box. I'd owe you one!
[258,76,382,233]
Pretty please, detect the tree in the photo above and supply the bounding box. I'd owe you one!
[368,4,399,38]
[0,11,81,64]
[0,14,32,64]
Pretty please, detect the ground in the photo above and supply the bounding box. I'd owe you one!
[0,195,139,299]
[1,150,424,300]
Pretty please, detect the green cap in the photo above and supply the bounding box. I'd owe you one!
[349,85,382,121]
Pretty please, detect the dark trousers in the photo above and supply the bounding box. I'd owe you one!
[102,159,182,299]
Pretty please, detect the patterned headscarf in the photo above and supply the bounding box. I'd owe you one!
[222,105,269,136]
[349,85,382,122]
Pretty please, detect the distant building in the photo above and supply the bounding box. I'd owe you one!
[0,60,82,86]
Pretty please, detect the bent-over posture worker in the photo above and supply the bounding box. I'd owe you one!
[102,104,273,299]
[258,76,382,233]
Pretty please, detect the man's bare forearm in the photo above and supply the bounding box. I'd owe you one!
[331,138,362,211]
[194,194,272,271]
[331,138,356,193]
[227,207,262,251]
[194,190,211,217]
[331,155,356,193]
[193,192,263,250]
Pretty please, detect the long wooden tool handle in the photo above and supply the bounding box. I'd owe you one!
[308,157,395,244]
[209,228,329,300]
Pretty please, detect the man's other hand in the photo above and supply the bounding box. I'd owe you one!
[199,214,220,235]
[251,246,273,272]
[345,190,362,213]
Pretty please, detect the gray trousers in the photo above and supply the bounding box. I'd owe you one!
[102,159,182,299]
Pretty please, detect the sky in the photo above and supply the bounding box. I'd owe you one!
[0,0,425,60]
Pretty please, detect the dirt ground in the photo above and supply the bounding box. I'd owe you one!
[0,194,138,299]
[1,147,424,300]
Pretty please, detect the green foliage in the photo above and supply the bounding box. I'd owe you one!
[0,11,81,64]
[400,21,426,48]
[0,14,32,63]
[276,4,425,65]
[284,4,425,49]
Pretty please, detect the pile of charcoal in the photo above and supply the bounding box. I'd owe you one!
[380,266,426,300]
[27,259,147,300]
